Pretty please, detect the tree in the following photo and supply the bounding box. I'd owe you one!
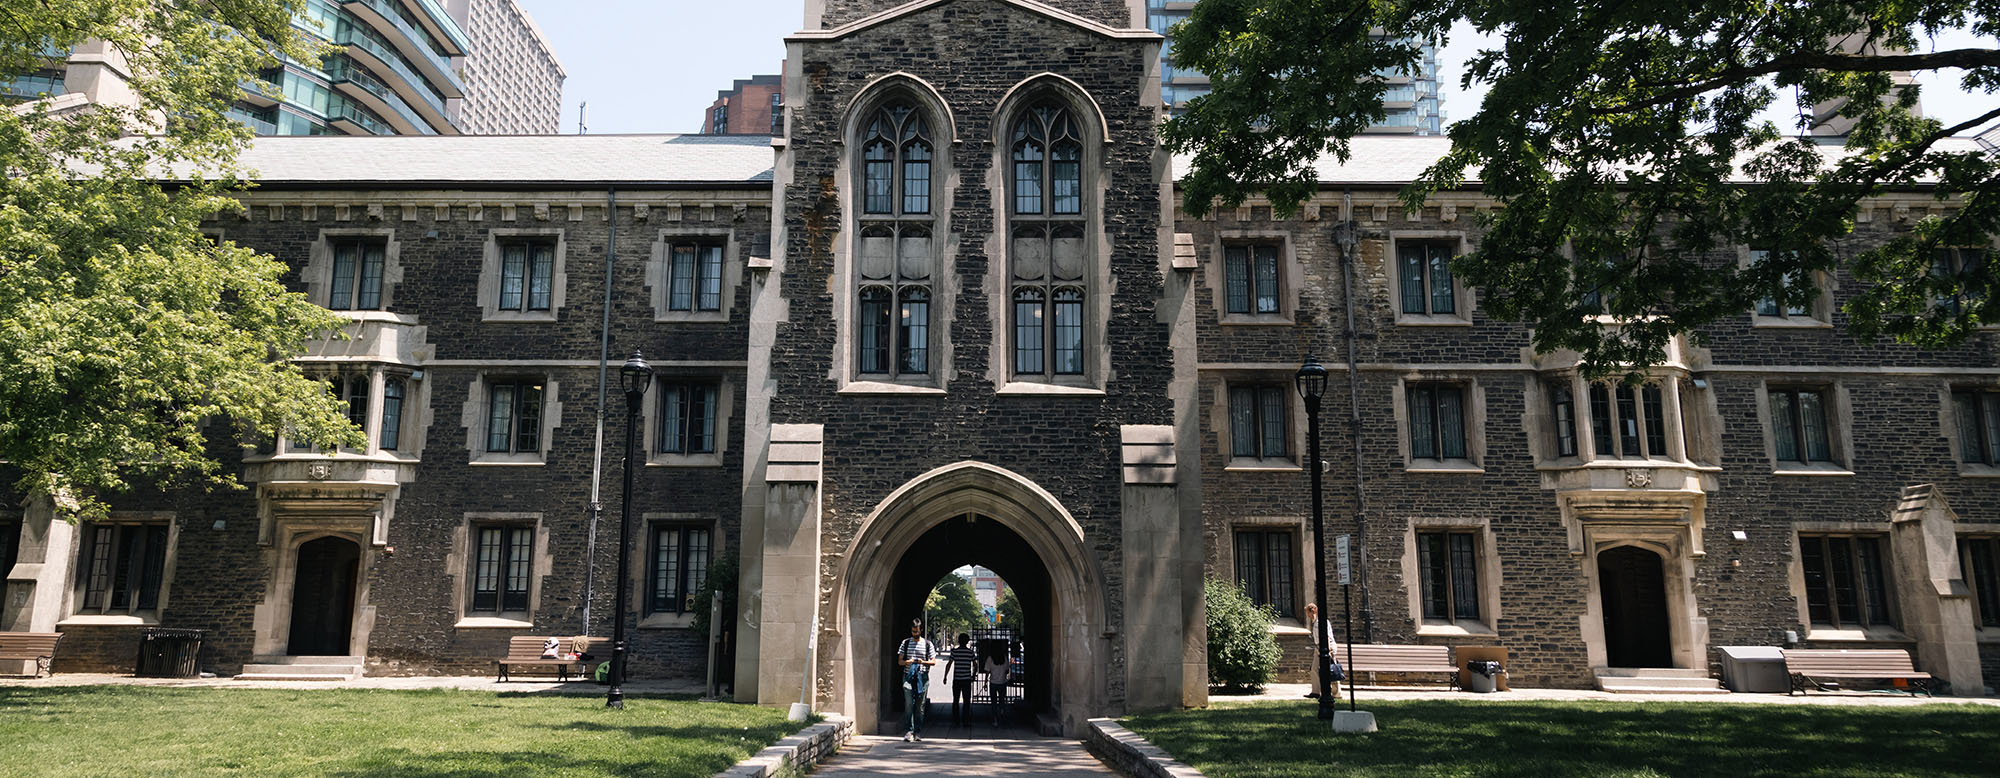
[0,2,356,517]
[1165,0,1999,371]
[995,586,1024,632]
[925,574,984,641]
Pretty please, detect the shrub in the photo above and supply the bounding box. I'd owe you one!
[1205,577,1280,691]
[691,553,738,639]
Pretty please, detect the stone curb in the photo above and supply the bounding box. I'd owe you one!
[1085,717,1205,778]
[714,713,853,778]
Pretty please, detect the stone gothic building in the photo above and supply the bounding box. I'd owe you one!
[4,0,1997,735]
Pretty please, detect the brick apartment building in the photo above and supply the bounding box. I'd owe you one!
[2,0,1996,736]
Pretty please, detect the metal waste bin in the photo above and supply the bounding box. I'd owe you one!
[1715,646,1788,693]
[135,628,204,678]
[1465,660,1504,693]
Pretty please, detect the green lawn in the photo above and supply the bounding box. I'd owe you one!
[1122,699,2000,778]
[0,686,802,778]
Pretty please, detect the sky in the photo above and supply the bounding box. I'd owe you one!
[518,1,1995,137]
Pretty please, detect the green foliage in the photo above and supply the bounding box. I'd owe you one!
[925,574,984,642]
[1124,699,2000,778]
[1165,0,2000,374]
[0,686,802,777]
[690,553,738,640]
[995,586,1024,632]
[0,1,356,517]
[1204,577,1280,690]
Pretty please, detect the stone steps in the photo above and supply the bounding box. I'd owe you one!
[236,655,363,682]
[1594,667,1728,694]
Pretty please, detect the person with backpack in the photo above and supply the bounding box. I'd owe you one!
[897,620,938,741]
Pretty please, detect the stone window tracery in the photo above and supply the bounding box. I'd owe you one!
[854,101,935,381]
[1008,102,1088,380]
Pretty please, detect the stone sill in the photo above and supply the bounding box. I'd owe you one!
[1406,461,1484,474]
[1394,314,1472,327]
[1773,465,1855,477]
[1217,315,1295,327]
[455,616,534,629]
[1958,465,2000,478]
[336,310,419,326]
[1416,620,1496,637]
[1224,460,1302,473]
[470,457,547,467]
[57,615,159,627]
[838,381,946,396]
[639,613,696,630]
[482,311,558,324]
[1534,458,1721,473]
[1750,315,1832,329]
[653,311,730,325]
[996,381,1105,397]
[1803,626,1912,643]
[244,453,419,466]
[647,454,723,468]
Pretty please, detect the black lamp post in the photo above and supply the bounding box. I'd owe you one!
[607,349,653,709]
[1295,355,1333,720]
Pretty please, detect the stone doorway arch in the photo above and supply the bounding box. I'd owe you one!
[1597,545,1672,668]
[830,462,1106,735]
[288,536,360,656]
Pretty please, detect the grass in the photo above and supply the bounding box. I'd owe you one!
[0,686,803,778]
[1122,699,2000,778]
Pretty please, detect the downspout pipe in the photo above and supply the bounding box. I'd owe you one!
[1338,189,1374,642]
[584,187,618,634]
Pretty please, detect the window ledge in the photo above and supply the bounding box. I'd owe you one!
[455,616,535,629]
[471,454,547,466]
[1393,314,1472,327]
[838,381,946,396]
[1415,621,1496,637]
[655,310,730,324]
[1750,315,1832,329]
[647,453,723,468]
[57,614,159,627]
[482,310,559,323]
[334,310,418,325]
[1773,464,1854,477]
[245,452,418,465]
[1407,460,1484,474]
[1268,621,1309,636]
[639,613,697,630]
[1957,464,2000,478]
[1218,314,1295,327]
[996,381,1105,396]
[1803,626,1911,643]
[1224,461,1303,473]
[1976,627,2000,644]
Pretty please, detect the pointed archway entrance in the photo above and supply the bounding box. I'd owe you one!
[1598,545,1672,668]
[288,536,360,656]
[830,462,1106,736]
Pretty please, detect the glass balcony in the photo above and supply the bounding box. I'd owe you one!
[340,0,468,95]
[325,55,439,135]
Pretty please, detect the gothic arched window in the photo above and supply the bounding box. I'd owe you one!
[855,101,935,379]
[1008,102,1087,379]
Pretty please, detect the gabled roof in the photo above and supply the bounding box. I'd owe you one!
[789,0,1159,43]
[212,134,774,188]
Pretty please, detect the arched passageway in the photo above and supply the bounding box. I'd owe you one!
[832,462,1105,735]
[884,515,1051,730]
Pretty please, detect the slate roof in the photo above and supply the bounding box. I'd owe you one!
[226,134,775,186]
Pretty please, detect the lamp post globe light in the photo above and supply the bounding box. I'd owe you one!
[1294,355,1333,721]
[608,349,653,709]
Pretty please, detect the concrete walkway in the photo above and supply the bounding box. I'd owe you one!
[808,729,1118,778]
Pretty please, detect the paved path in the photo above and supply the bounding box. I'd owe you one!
[809,729,1117,778]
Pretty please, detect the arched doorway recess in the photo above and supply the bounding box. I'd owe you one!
[288,536,361,656]
[832,462,1106,735]
[1598,545,1673,668]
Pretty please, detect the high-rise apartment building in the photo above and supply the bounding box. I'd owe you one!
[702,73,785,135]
[3,0,562,136]
[1145,0,1443,133]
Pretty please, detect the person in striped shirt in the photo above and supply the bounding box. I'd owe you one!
[897,620,938,741]
[945,633,979,726]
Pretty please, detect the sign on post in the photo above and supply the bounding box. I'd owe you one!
[1335,534,1351,586]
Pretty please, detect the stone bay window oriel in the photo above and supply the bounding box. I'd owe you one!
[855,100,936,381]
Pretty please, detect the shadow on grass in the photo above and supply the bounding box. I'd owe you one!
[1125,700,2000,778]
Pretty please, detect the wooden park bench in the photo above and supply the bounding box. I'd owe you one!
[0,632,64,678]
[1780,648,1934,696]
[1338,644,1460,690]
[495,636,584,682]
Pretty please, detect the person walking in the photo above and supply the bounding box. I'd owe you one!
[897,620,938,741]
[1303,602,1342,700]
[946,633,978,727]
[983,642,1011,727]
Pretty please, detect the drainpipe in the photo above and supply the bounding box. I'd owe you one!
[584,188,619,634]
[1337,190,1374,642]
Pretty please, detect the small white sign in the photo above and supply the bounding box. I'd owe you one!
[1335,534,1351,586]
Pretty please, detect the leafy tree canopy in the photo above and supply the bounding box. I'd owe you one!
[995,586,1023,632]
[1165,0,2000,371]
[925,574,985,641]
[0,1,357,517]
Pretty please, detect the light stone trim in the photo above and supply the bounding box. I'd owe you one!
[641,373,737,468]
[477,228,570,323]
[1121,424,1176,484]
[1385,229,1476,325]
[303,228,405,312]
[1206,229,1302,325]
[645,226,743,323]
[250,521,378,657]
[447,512,552,627]
[1399,516,1503,634]
[1391,372,1488,471]
[461,374,563,465]
[56,511,179,626]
